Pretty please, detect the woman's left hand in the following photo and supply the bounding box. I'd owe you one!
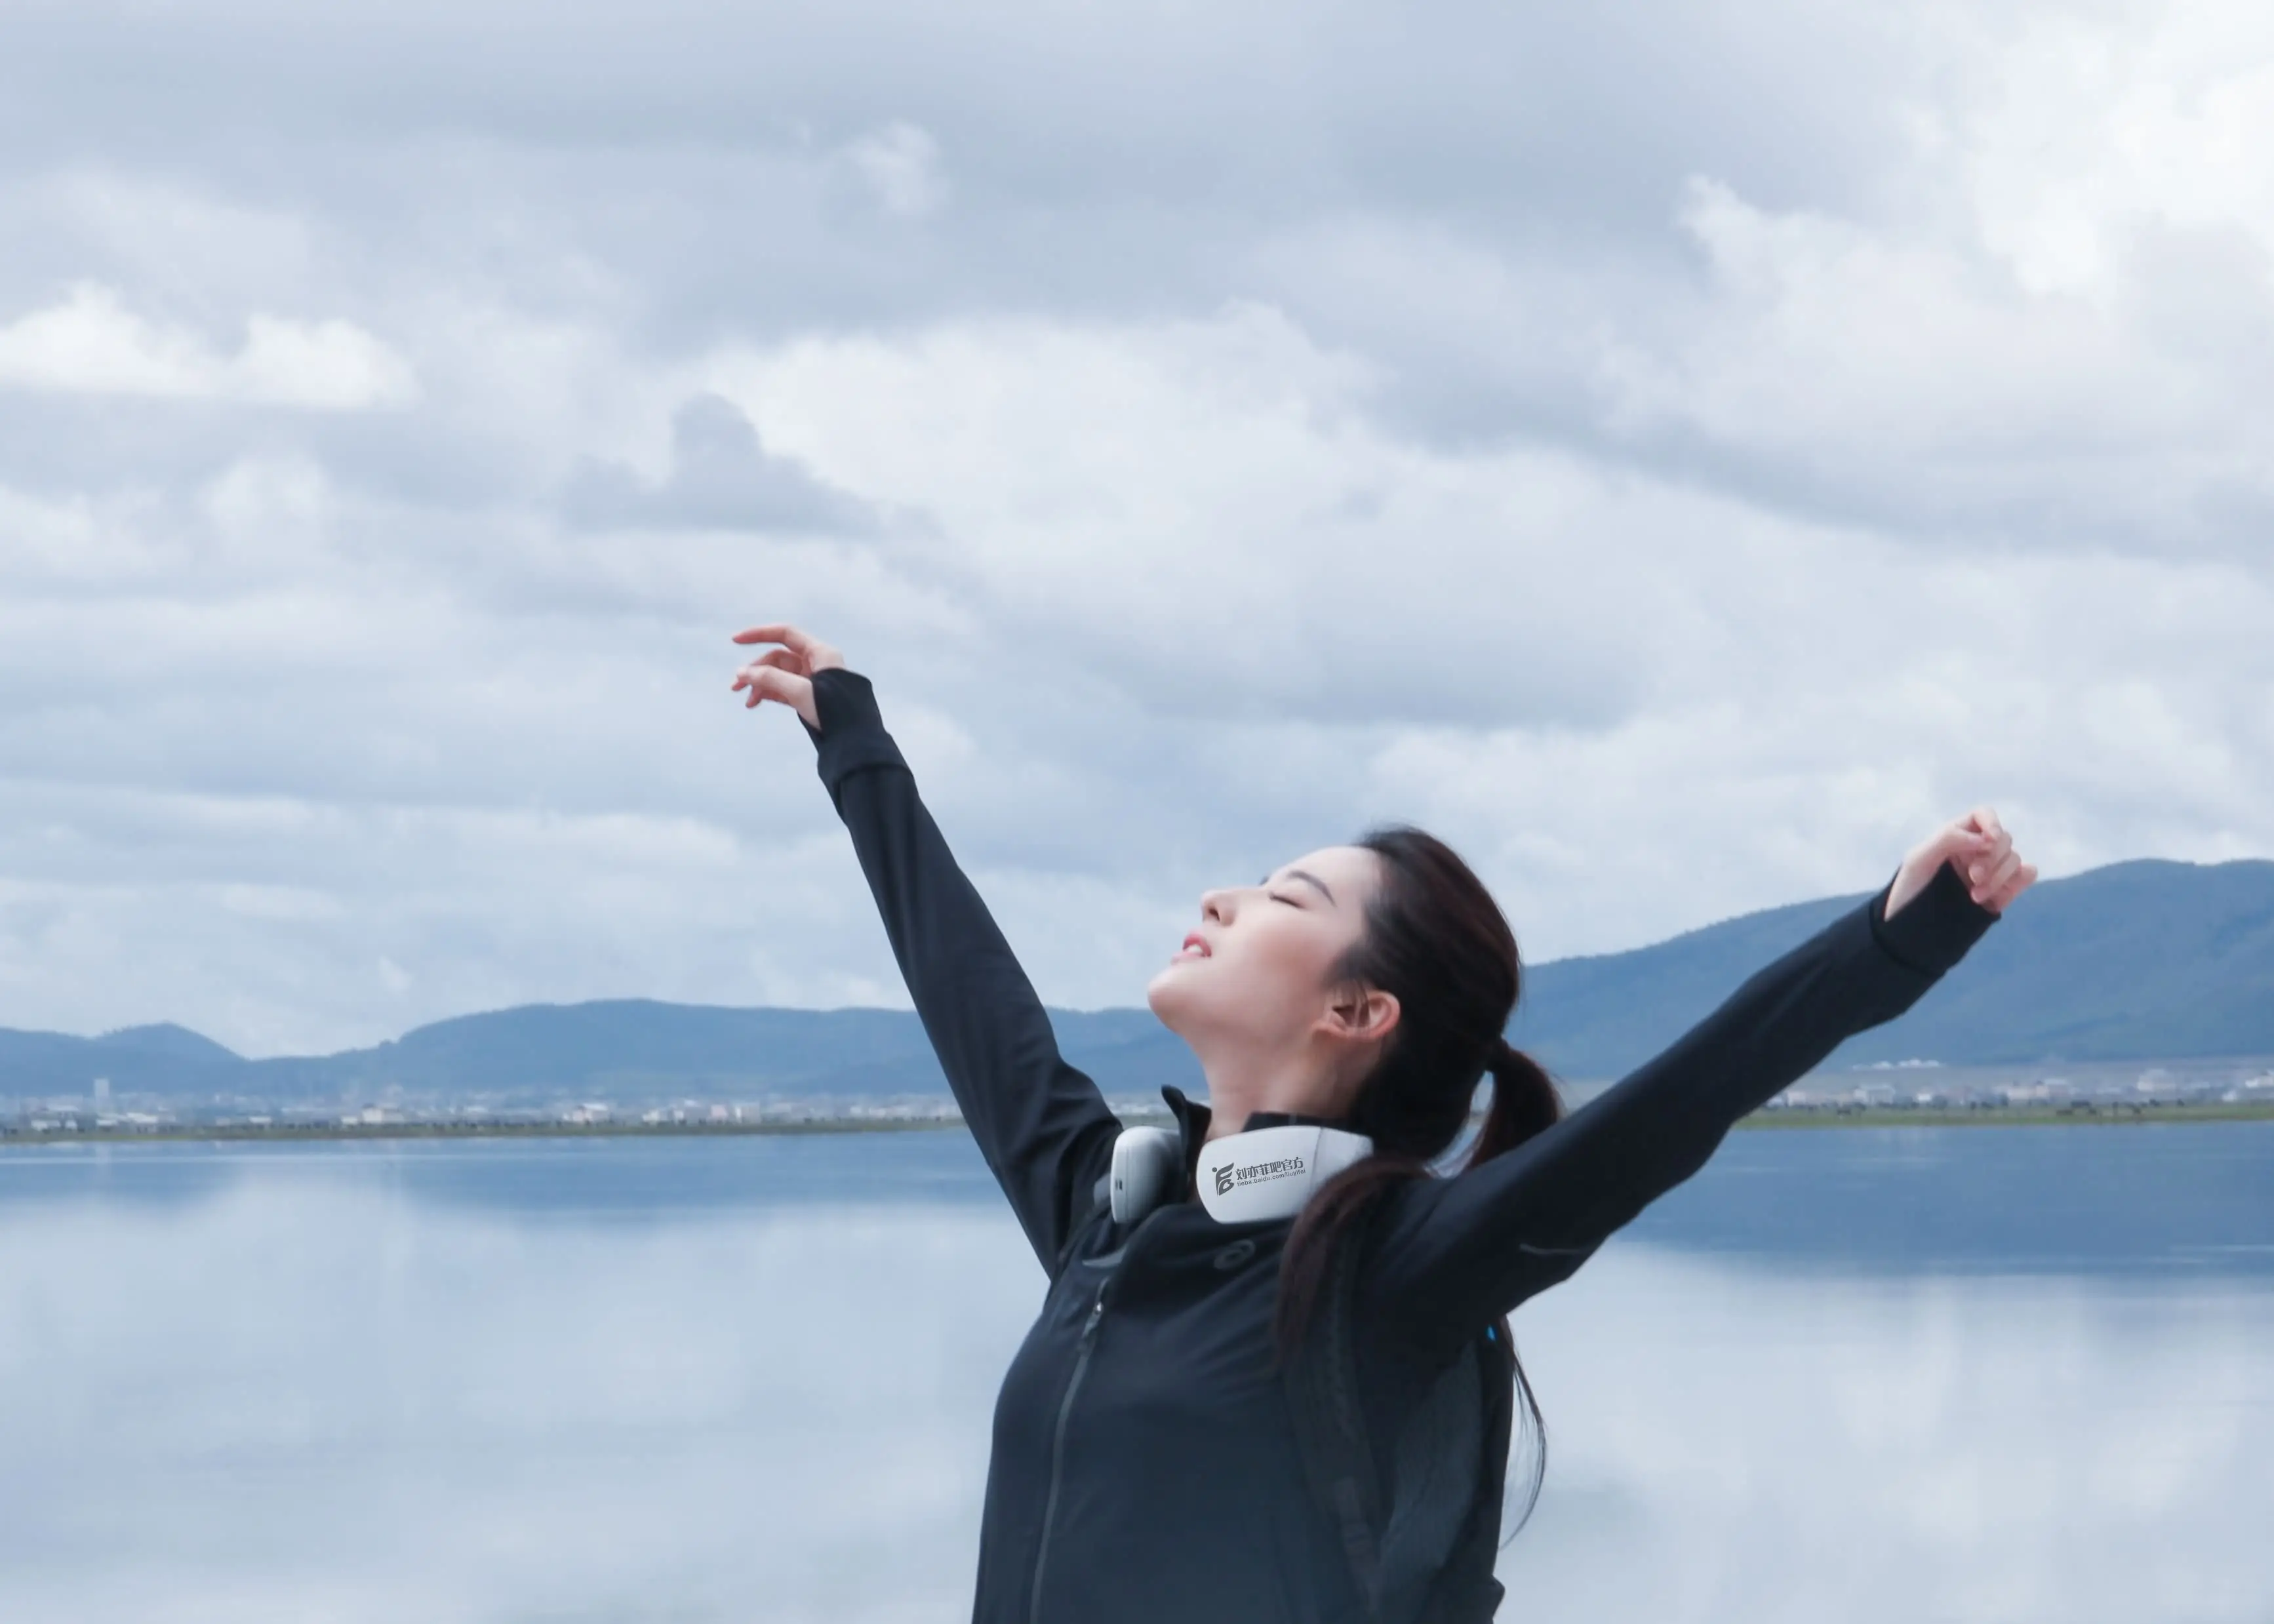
[1886,806,2037,919]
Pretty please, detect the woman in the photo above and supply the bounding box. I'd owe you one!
[731,622,2034,1624]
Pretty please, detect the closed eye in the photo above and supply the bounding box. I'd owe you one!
[1268,892,1300,907]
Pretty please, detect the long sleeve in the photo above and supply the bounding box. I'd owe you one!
[803,667,1121,1274]
[1363,858,1999,1366]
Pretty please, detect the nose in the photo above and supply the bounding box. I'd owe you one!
[1200,888,1235,926]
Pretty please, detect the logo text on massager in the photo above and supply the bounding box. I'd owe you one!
[1215,1155,1308,1197]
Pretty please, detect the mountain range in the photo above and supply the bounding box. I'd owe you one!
[5,857,2270,1102]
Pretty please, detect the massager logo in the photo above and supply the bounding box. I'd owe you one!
[1215,1155,1307,1197]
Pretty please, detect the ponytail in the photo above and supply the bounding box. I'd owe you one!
[1469,1038,1562,1168]
[1473,1036,1560,1537]
[1275,1034,1564,1360]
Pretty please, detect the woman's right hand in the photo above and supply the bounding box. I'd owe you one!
[729,623,847,731]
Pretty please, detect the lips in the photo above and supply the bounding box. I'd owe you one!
[1176,932,1212,961]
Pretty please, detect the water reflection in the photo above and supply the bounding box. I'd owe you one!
[1507,1254,2272,1623]
[0,1132,1004,1218]
[0,1130,2268,1623]
[1626,1122,2274,1277]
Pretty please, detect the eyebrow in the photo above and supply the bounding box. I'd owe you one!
[1262,868,1336,905]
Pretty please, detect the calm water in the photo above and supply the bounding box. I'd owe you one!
[1,1125,2269,1623]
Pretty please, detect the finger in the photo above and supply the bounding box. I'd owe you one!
[1966,829,2013,886]
[1946,827,2001,869]
[732,623,844,674]
[1932,827,1993,869]
[732,664,818,724]
[744,647,808,676]
[1989,862,2038,911]
[1969,805,2006,843]
[1982,861,2035,913]
[733,622,817,652]
[1974,847,2023,900]
[731,650,805,690]
[735,664,807,698]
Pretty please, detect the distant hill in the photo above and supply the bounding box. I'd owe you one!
[95,1023,243,1065]
[1515,856,2274,1077]
[0,1002,1205,1103]
[241,1000,1203,1101]
[3,856,2268,1100]
[0,1023,245,1097]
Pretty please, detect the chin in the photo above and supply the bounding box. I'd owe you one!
[1144,965,1195,1034]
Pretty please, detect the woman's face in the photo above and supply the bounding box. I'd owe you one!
[1146,844,1384,1054]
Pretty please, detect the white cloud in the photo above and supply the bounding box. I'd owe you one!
[709,306,1660,731]
[1577,174,2274,552]
[1952,7,2274,301]
[845,122,951,219]
[0,284,416,409]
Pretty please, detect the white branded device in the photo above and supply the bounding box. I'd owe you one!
[1108,1122,1374,1226]
[1109,1126,1181,1224]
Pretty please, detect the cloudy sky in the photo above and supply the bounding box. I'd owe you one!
[3,0,2270,1056]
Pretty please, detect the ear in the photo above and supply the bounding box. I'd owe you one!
[1323,981,1401,1048]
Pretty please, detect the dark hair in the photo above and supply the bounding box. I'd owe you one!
[1274,823,1565,1534]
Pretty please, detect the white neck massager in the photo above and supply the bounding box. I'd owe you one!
[1109,1122,1374,1225]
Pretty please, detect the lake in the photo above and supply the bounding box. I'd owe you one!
[1,1124,2269,1623]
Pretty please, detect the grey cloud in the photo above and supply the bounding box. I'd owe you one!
[561,393,879,535]
[0,1,1928,374]
[0,0,2187,551]
[0,392,530,515]
[0,3,1916,210]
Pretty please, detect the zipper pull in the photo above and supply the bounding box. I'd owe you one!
[1081,1299,1104,1339]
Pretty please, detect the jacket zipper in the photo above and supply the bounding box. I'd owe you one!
[1027,1292,1106,1624]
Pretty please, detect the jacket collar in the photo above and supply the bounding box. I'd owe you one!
[1161,1085,1210,1198]
[1161,1084,1353,1185]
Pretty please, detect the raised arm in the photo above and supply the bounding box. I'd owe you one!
[1365,845,2006,1366]
[733,626,1120,1273]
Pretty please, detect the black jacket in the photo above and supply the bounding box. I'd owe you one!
[803,667,1999,1624]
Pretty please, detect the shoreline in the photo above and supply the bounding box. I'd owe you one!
[3,1098,2271,1149]
[1738,1099,2274,1129]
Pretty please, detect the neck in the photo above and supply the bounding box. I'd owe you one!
[1193,1037,1349,1142]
